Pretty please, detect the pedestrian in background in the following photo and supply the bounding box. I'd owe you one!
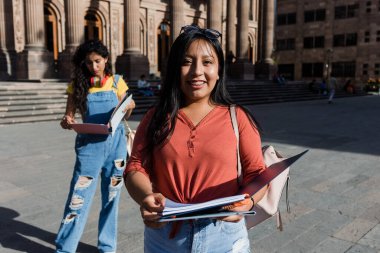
[124,25,267,253]
[56,39,135,253]
[320,78,327,95]
[328,77,338,104]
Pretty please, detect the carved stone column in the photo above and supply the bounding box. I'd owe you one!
[116,0,149,80]
[207,0,222,32]
[16,0,54,79]
[170,0,184,44]
[0,0,7,50]
[237,0,249,60]
[226,0,236,64]
[225,0,237,79]
[123,0,140,53]
[65,0,84,52]
[24,0,45,49]
[255,0,276,79]
[58,0,84,79]
[0,0,20,80]
[229,0,254,80]
[264,0,275,63]
[0,0,11,78]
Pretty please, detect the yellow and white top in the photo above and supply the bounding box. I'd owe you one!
[66,75,129,100]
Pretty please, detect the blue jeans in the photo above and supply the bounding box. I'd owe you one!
[56,91,127,253]
[144,219,250,253]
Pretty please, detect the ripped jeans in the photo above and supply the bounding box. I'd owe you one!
[144,218,250,253]
[56,126,126,253]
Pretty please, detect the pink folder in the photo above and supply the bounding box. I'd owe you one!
[70,94,133,136]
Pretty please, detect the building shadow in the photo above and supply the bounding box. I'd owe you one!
[250,96,380,156]
[0,207,97,253]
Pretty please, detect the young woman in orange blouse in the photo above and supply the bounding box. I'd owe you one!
[124,25,267,252]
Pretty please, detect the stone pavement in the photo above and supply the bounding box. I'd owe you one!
[0,95,379,253]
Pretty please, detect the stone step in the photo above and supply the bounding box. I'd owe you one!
[0,103,65,112]
[0,114,63,125]
[0,98,67,106]
[0,107,65,118]
[0,80,368,125]
[0,83,67,91]
[0,94,67,101]
[0,90,67,96]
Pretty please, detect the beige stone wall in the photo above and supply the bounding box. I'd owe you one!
[0,0,266,80]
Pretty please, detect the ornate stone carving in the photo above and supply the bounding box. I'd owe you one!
[111,7,119,65]
[13,0,24,52]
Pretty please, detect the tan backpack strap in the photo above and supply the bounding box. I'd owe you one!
[124,120,132,133]
[286,177,290,213]
[276,211,283,231]
[229,105,242,185]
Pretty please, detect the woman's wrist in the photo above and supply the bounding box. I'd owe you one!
[249,196,255,211]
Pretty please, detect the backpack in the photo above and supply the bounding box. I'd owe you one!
[229,105,290,230]
[113,74,136,157]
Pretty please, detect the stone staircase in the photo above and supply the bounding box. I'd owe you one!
[0,80,367,125]
[0,82,68,124]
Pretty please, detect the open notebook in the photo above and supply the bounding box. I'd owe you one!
[70,94,133,136]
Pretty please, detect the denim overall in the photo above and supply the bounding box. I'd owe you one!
[56,87,126,253]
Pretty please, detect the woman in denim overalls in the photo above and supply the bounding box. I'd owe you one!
[56,40,135,253]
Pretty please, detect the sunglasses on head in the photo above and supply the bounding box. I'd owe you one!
[180,25,222,40]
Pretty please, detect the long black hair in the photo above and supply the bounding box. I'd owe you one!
[145,26,260,159]
[71,39,112,116]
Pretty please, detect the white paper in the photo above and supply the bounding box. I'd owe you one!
[162,194,247,217]
[109,94,133,136]
[159,210,256,222]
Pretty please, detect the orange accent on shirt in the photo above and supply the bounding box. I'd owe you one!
[125,106,266,204]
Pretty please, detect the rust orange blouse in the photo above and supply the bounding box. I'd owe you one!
[125,105,266,204]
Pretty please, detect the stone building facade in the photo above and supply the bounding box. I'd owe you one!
[0,0,276,81]
[275,0,380,84]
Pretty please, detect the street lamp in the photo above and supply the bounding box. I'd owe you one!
[160,22,168,33]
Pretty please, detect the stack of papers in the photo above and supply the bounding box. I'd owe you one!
[162,194,247,217]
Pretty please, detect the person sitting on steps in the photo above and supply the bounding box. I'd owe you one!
[137,74,154,97]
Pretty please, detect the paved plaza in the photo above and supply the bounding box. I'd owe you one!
[0,95,379,253]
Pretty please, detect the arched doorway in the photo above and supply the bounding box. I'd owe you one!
[85,11,102,41]
[157,21,170,73]
[44,6,58,61]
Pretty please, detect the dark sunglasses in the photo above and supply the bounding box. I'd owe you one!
[180,25,222,40]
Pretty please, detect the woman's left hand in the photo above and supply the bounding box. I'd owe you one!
[123,99,136,113]
[219,196,254,223]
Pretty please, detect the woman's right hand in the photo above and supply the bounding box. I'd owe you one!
[140,193,166,228]
[60,115,76,129]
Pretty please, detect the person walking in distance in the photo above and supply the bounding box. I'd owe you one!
[328,77,337,104]
[56,39,135,253]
